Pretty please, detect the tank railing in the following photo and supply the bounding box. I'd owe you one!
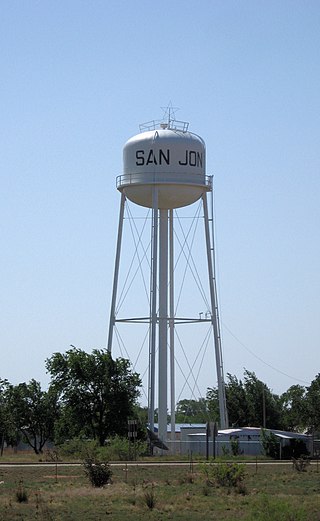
[167,119,189,132]
[139,119,189,132]
[139,120,161,132]
[116,172,212,189]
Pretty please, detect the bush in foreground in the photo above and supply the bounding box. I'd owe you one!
[83,458,112,487]
[201,462,246,491]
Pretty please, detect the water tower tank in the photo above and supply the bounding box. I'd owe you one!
[117,127,209,209]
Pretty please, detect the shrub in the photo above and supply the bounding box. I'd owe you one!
[97,435,148,461]
[59,437,99,459]
[201,462,245,490]
[58,435,148,461]
[44,448,61,462]
[292,456,310,472]
[230,437,242,456]
[103,436,129,461]
[83,458,112,487]
[221,444,230,456]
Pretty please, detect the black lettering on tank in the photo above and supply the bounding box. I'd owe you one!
[136,150,144,166]
[159,149,170,165]
[178,150,188,166]
[179,150,203,167]
[146,149,157,165]
[189,151,197,166]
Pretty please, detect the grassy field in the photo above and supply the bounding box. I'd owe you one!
[0,460,320,520]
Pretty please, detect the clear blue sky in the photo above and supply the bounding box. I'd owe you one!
[1,0,319,401]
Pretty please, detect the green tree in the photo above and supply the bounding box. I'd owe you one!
[175,398,209,423]
[207,370,283,429]
[0,379,17,451]
[46,348,141,445]
[207,373,250,427]
[243,370,282,428]
[280,385,307,431]
[7,380,59,454]
[131,405,148,440]
[225,374,249,427]
[206,387,220,422]
[305,373,320,432]
[260,429,280,459]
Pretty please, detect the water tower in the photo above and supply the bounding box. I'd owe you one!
[107,114,228,443]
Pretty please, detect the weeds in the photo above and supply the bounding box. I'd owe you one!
[236,481,248,495]
[144,483,156,510]
[202,485,210,496]
[35,491,54,520]
[250,495,307,521]
[130,482,136,505]
[15,480,28,503]
[185,472,195,484]
[179,471,195,484]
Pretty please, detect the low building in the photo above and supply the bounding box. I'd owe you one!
[154,424,312,458]
[180,426,311,458]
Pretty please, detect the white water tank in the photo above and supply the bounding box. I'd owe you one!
[117,127,209,209]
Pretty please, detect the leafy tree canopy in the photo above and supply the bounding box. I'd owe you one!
[0,379,17,449]
[46,348,141,445]
[207,370,282,429]
[305,373,320,432]
[280,384,307,431]
[175,398,210,424]
[5,379,58,454]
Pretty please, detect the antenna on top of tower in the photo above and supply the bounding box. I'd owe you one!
[161,101,179,126]
[139,102,189,133]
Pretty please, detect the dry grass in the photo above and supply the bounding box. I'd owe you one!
[0,462,319,520]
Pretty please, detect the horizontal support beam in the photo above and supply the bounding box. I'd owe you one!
[115,317,212,324]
